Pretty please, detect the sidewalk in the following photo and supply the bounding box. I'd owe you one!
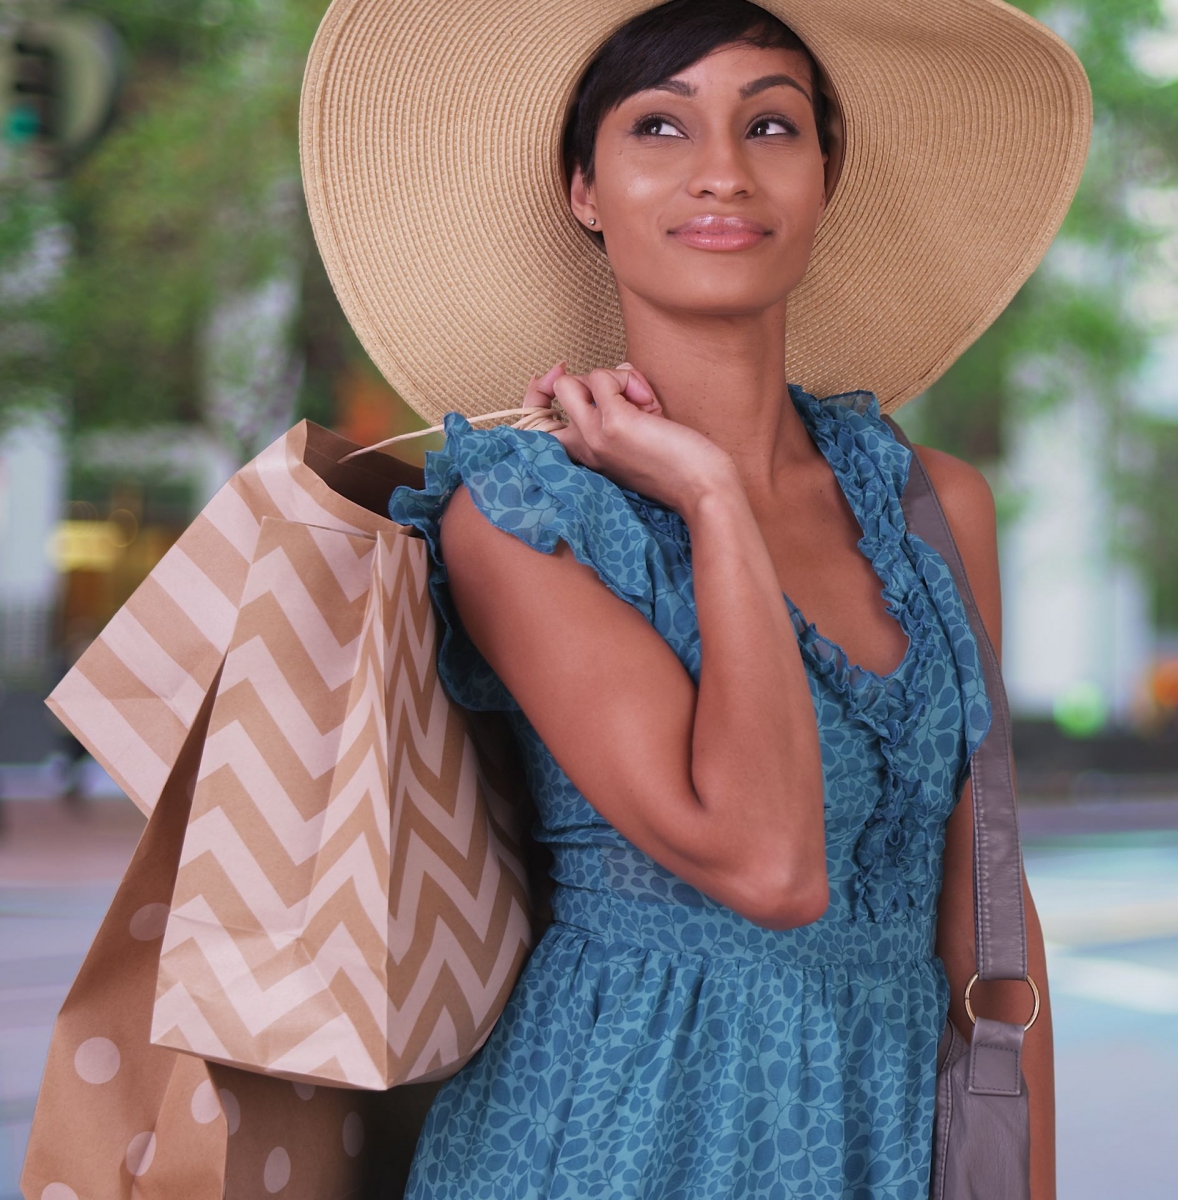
[0,798,143,1200]
[0,795,1175,1198]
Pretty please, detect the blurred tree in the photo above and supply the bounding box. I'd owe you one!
[0,0,419,457]
[915,0,1178,461]
[2,0,1178,584]
[901,0,1178,630]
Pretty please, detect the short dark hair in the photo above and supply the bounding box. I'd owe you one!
[561,0,830,205]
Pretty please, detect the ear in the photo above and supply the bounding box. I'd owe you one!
[568,163,599,232]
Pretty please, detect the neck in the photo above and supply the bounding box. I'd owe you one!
[616,287,820,503]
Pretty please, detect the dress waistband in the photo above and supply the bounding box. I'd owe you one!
[549,884,937,970]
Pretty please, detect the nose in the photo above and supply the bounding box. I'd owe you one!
[685,128,755,201]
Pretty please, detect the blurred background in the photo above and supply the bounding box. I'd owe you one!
[0,0,1176,1196]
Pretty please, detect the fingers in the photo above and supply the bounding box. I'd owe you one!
[578,368,638,428]
[522,358,659,457]
[551,371,595,423]
[523,360,567,409]
[611,361,658,413]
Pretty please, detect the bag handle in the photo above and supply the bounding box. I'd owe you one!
[341,406,566,461]
[882,414,1031,989]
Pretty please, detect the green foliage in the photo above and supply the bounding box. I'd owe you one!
[3,0,1178,617]
[1,0,331,430]
[916,0,1178,628]
[922,0,1178,456]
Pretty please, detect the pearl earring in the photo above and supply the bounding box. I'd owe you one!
[588,218,597,226]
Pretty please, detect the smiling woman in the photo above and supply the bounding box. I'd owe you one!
[295,0,1091,1196]
[564,8,831,313]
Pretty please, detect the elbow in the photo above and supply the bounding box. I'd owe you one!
[736,864,829,931]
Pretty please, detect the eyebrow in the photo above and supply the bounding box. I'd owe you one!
[742,73,812,102]
[645,73,812,104]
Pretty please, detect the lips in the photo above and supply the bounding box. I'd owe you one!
[668,214,770,251]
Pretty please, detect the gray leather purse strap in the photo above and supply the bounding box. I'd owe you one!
[882,415,1028,982]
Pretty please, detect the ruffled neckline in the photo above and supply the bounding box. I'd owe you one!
[618,384,923,698]
[615,383,944,922]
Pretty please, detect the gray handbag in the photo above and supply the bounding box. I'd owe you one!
[884,415,1041,1200]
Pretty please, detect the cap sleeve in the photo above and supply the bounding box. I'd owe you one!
[387,411,663,712]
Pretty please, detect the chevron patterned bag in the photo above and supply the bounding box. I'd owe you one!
[22,692,380,1200]
[46,420,539,1093]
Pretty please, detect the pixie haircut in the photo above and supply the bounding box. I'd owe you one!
[562,0,830,233]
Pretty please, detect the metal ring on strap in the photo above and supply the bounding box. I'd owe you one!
[963,972,1041,1031]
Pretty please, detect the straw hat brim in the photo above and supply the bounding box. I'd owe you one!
[298,0,1091,424]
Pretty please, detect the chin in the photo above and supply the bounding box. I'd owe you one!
[619,250,806,310]
[635,280,792,319]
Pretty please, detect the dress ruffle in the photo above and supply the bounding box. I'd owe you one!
[387,410,687,712]
[786,386,992,921]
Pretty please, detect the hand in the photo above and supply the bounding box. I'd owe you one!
[520,361,737,512]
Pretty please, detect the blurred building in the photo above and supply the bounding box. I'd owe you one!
[1001,390,1153,730]
[0,409,62,684]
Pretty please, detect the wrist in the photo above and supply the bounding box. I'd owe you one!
[674,467,747,526]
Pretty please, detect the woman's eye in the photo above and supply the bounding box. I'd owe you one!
[634,115,683,138]
[750,116,798,137]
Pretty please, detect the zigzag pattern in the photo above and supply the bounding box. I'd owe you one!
[46,422,417,816]
[153,515,535,1088]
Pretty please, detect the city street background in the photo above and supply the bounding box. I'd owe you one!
[6,0,1178,1195]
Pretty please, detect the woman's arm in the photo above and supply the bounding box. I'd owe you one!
[919,444,1057,1200]
[439,382,827,932]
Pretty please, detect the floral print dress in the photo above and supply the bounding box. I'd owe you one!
[386,385,992,1200]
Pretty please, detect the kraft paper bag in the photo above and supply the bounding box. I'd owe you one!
[43,422,541,1088]
[151,514,536,1088]
[21,690,377,1200]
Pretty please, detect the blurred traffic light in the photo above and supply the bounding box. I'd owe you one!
[2,10,126,176]
[8,30,56,144]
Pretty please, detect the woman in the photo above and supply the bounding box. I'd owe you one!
[299,0,1087,1194]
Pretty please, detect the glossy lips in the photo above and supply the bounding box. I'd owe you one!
[668,214,770,251]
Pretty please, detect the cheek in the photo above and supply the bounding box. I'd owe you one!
[600,165,670,232]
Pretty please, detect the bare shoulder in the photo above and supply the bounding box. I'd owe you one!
[910,443,1002,661]
[910,444,996,541]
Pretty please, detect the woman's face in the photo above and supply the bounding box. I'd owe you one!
[570,41,829,319]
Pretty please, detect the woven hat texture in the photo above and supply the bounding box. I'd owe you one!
[299,0,1091,423]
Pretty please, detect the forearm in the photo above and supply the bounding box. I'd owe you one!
[678,479,827,906]
[1023,896,1056,1200]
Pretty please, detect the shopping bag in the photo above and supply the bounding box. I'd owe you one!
[152,512,536,1087]
[45,422,429,820]
[21,690,375,1200]
[44,421,540,1092]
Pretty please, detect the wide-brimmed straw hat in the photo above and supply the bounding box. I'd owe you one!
[298,0,1091,430]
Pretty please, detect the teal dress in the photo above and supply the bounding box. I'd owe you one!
[387,385,992,1200]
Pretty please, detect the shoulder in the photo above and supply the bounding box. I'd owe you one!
[910,442,1002,660]
[911,444,996,537]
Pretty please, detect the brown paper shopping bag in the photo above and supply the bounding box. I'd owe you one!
[46,422,429,821]
[21,690,375,1200]
[44,421,541,1092]
[151,511,535,1088]
[30,421,550,1193]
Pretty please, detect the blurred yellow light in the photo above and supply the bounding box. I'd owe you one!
[49,520,118,571]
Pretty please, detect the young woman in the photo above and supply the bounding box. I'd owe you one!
[306,0,1089,1195]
